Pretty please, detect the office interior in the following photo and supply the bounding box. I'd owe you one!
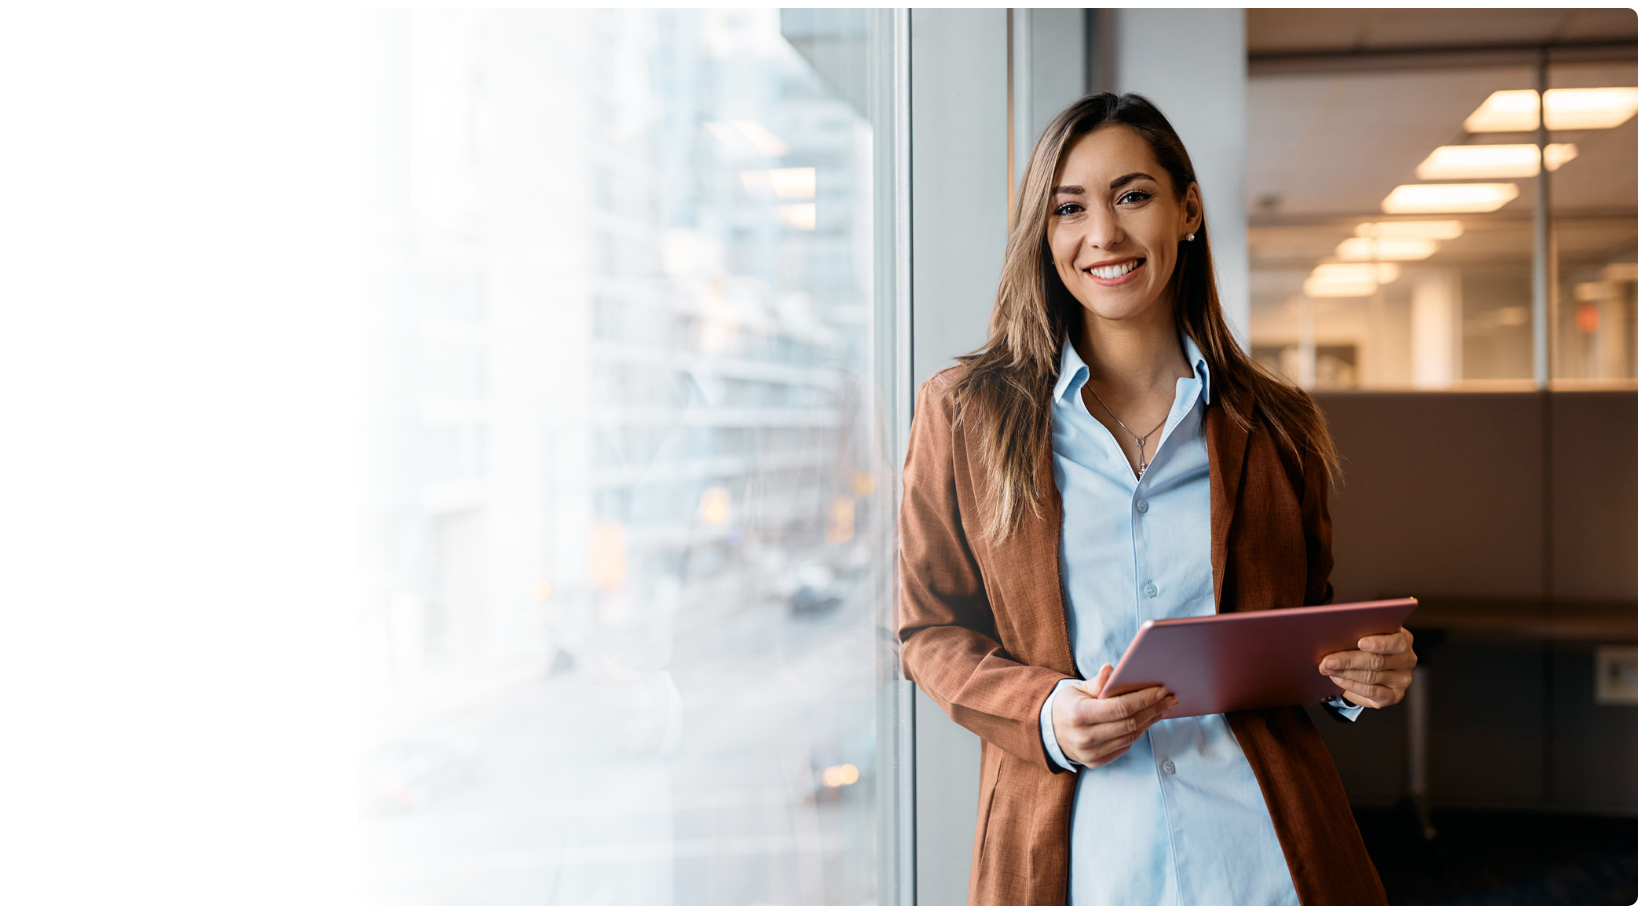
[360,9,1638,905]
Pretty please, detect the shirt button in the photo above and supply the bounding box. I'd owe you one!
[1162,760,1176,774]
[1135,499,1149,513]
[1143,582,1158,598]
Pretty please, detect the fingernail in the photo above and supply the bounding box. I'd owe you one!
[1331,676,1344,686]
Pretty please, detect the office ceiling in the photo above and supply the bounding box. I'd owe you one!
[1245,10,1638,268]
[1247,8,1638,56]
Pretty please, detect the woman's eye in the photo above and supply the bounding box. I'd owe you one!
[1117,190,1152,205]
[1053,202,1083,216]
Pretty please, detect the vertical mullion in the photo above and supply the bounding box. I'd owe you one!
[894,9,916,904]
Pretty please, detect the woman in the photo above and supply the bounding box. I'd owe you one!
[897,93,1416,905]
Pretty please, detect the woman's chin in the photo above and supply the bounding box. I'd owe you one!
[1074,294,1167,327]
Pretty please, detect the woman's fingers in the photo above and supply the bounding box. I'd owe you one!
[1319,641,1416,695]
[1329,674,1399,707]
[1076,684,1171,732]
[1320,649,1415,677]
[1081,733,1141,769]
[1063,686,1176,761]
[1340,690,1387,709]
[1359,628,1414,655]
[1079,663,1114,698]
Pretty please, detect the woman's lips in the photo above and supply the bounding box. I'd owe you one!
[1084,258,1145,286]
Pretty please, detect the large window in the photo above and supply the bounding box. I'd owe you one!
[360,10,901,903]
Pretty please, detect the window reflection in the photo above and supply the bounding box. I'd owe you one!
[362,10,887,904]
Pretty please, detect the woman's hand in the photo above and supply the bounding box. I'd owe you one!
[1319,627,1416,708]
[1052,664,1177,768]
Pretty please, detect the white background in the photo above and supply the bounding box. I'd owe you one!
[0,10,357,902]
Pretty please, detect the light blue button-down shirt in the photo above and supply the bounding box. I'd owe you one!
[1037,332,1359,905]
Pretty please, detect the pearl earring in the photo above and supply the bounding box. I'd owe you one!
[1186,232,1195,242]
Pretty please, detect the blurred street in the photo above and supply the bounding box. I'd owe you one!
[361,582,880,905]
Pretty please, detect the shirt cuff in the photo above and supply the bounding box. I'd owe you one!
[1040,678,1083,772]
[1324,694,1365,722]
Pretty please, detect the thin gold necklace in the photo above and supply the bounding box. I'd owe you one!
[1083,383,1165,478]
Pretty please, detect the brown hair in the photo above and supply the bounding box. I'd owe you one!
[946,92,1339,542]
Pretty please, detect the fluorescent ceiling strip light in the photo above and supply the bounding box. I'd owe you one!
[1312,262,1400,283]
[1414,143,1577,179]
[1304,276,1376,297]
[1545,88,1638,130]
[1355,220,1464,240]
[1335,237,1439,261]
[1382,183,1518,214]
[1304,262,1401,297]
[1464,87,1638,132]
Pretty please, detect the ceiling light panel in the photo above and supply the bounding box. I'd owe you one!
[1335,237,1439,261]
[1414,143,1578,179]
[1303,262,1401,297]
[1382,183,1519,214]
[1464,90,1538,132]
[1546,87,1638,130]
[1354,220,1465,240]
[1464,87,1638,132]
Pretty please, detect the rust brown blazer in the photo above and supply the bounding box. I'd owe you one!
[898,366,1386,906]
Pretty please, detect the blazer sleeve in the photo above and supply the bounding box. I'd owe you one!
[897,375,1069,769]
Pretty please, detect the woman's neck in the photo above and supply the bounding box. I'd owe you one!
[1070,307,1192,398]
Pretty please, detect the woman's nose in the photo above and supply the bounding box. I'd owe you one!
[1083,206,1123,249]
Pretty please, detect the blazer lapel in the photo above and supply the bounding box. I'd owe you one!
[1205,401,1249,614]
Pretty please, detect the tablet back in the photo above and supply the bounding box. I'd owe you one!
[1099,598,1419,719]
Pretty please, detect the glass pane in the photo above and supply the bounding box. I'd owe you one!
[1550,59,1638,385]
[361,10,894,904]
[1248,66,1539,390]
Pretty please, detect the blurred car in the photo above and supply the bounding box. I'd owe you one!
[782,563,842,615]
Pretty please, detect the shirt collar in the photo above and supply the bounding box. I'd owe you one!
[1053,335,1089,404]
[1053,331,1213,405]
[1181,331,1212,405]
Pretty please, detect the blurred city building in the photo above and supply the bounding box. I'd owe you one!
[361,9,889,903]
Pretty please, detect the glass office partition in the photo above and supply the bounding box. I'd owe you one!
[1248,65,1542,389]
[1549,59,1638,386]
[360,10,901,903]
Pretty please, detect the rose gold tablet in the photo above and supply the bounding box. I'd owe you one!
[1098,598,1419,719]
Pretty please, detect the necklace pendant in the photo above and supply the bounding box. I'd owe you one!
[1137,460,1147,478]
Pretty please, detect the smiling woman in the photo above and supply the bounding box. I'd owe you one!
[897,92,1417,905]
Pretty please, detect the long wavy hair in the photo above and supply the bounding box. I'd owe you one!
[946,92,1339,543]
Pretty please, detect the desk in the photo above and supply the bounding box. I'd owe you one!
[1397,599,1638,839]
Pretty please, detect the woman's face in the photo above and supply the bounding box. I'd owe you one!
[1045,125,1202,329]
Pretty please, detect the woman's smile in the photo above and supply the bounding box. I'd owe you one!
[1083,257,1146,285]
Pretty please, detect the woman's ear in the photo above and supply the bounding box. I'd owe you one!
[1184,183,1204,236]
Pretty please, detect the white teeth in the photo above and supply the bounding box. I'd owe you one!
[1088,260,1141,279]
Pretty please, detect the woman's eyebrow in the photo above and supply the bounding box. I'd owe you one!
[1109,171,1156,189]
[1050,185,1084,196]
